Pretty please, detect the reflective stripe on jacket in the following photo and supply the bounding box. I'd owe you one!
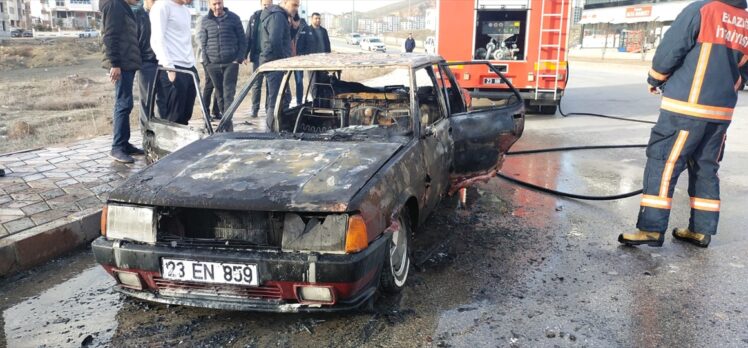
[648,0,748,123]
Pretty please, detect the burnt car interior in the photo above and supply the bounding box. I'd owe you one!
[273,68,415,137]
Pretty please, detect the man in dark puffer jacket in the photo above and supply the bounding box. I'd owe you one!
[100,0,143,164]
[198,0,246,118]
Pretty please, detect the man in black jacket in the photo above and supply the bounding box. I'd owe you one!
[134,0,166,131]
[199,0,246,118]
[100,0,142,163]
[245,0,272,118]
[405,33,416,53]
[260,0,299,130]
[294,13,331,105]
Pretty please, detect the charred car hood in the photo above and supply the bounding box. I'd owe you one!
[110,137,402,212]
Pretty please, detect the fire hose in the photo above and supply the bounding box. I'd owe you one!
[496,64,657,201]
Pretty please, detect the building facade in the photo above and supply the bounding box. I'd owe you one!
[1,0,25,35]
[579,0,695,50]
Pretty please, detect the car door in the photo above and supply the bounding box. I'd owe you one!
[439,62,525,192]
[142,67,216,163]
[414,66,452,213]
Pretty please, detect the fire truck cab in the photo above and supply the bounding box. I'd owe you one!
[436,0,572,114]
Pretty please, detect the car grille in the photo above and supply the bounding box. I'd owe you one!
[152,277,283,300]
[157,208,284,247]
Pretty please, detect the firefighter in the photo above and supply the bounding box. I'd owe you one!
[619,0,748,248]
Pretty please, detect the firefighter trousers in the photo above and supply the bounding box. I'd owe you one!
[636,111,728,235]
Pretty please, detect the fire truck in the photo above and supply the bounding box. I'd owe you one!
[436,0,572,114]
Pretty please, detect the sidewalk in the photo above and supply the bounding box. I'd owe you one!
[0,136,145,277]
[0,112,264,277]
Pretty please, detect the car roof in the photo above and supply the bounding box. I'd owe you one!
[257,52,443,71]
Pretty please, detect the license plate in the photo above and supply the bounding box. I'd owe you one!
[483,77,507,85]
[161,258,259,286]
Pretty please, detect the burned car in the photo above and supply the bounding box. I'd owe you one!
[93,53,524,312]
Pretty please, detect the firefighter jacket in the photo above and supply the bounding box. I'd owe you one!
[647,0,748,123]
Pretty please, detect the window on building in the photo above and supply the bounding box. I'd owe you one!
[70,0,92,4]
[0,3,4,13]
[56,0,65,6]
[199,0,208,12]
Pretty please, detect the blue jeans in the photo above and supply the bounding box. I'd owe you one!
[294,70,304,105]
[112,70,136,151]
[265,71,290,131]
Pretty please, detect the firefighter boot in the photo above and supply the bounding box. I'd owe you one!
[672,228,711,248]
[618,230,665,247]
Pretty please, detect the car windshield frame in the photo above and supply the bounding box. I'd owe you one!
[225,66,418,142]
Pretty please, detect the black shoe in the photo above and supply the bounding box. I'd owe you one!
[618,230,664,247]
[109,149,135,164]
[251,114,258,118]
[672,228,711,248]
[125,144,145,156]
[212,114,223,121]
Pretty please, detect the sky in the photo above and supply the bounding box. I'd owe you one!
[224,0,400,20]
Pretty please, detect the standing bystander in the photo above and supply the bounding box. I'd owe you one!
[259,0,300,130]
[199,0,246,119]
[245,0,273,118]
[100,0,143,163]
[405,33,416,53]
[135,0,167,129]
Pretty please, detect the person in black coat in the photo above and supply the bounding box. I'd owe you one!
[294,13,331,105]
[244,0,272,118]
[100,0,142,163]
[405,33,416,53]
[198,0,246,118]
[260,0,299,130]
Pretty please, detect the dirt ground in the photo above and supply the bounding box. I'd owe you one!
[0,38,252,155]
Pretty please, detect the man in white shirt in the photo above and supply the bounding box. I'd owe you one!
[150,0,197,125]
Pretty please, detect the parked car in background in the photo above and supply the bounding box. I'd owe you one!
[22,31,33,38]
[78,28,99,38]
[10,29,23,38]
[360,37,386,52]
[93,53,524,312]
[346,32,361,45]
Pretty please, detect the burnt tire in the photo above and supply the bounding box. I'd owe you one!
[379,210,412,294]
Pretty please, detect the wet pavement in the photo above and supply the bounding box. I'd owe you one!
[1,61,748,347]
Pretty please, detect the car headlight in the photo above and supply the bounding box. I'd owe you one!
[104,204,157,243]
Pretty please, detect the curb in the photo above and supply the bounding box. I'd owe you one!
[0,207,102,278]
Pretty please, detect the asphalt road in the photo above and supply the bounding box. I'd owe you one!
[2,61,748,347]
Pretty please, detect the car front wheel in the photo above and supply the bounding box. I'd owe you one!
[380,210,412,293]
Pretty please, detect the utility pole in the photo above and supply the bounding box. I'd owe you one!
[352,0,355,34]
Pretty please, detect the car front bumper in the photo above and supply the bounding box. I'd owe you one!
[92,236,387,312]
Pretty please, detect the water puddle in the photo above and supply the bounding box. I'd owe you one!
[3,266,120,347]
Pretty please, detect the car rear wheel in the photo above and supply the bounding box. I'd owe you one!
[380,210,412,293]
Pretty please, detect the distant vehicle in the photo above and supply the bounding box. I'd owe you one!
[424,36,436,55]
[78,28,99,38]
[22,31,33,38]
[360,37,386,52]
[437,0,574,115]
[346,32,361,45]
[10,29,23,38]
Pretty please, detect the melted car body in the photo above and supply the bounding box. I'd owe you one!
[93,53,524,312]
